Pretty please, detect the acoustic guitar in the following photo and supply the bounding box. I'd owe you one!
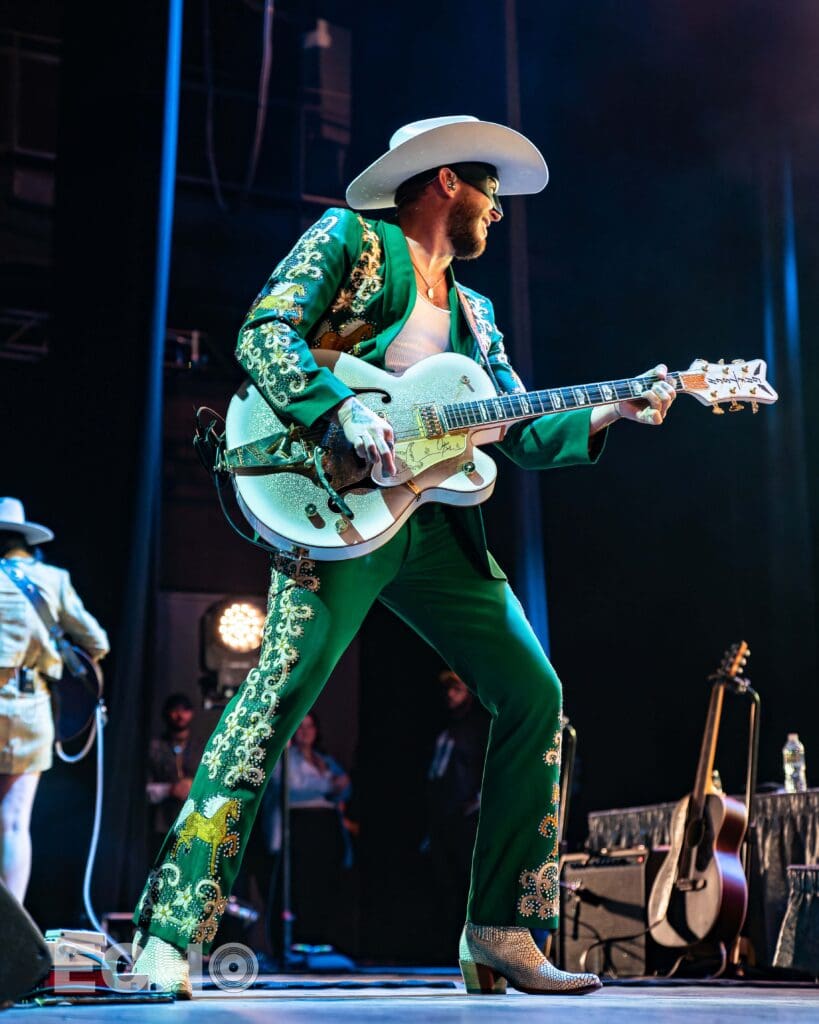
[647,643,751,949]
[221,352,777,561]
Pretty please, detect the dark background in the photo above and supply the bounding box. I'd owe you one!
[2,0,818,962]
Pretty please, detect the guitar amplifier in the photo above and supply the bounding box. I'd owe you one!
[559,848,668,977]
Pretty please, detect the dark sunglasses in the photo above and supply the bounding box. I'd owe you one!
[450,162,503,217]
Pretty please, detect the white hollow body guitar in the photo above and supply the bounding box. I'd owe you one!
[223,351,777,561]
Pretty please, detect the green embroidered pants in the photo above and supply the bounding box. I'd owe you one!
[134,506,563,951]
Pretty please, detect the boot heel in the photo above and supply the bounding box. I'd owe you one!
[459,959,507,995]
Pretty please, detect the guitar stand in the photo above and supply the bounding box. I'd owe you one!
[662,940,728,980]
[728,674,761,976]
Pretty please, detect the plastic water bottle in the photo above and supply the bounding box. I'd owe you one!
[783,733,807,793]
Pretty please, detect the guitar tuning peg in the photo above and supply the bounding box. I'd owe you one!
[712,404,725,415]
[751,401,759,414]
[742,365,749,373]
[718,358,725,365]
[732,358,743,365]
[722,366,731,376]
[728,401,743,412]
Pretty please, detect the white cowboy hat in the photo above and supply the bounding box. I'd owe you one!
[0,497,54,546]
[345,115,549,211]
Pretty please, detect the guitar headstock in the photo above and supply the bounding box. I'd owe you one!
[716,641,750,681]
[677,359,778,415]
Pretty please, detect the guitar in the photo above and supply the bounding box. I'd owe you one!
[647,643,751,949]
[223,352,777,561]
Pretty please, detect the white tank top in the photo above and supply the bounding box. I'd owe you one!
[385,291,451,373]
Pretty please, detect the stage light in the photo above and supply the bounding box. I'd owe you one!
[200,596,266,708]
[216,601,265,653]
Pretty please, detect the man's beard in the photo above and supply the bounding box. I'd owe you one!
[447,193,487,260]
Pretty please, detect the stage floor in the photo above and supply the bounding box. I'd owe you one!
[5,973,819,1022]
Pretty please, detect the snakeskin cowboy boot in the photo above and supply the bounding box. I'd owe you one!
[459,924,602,995]
[132,934,193,999]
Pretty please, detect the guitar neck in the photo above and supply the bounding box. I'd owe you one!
[441,370,696,431]
[692,683,725,812]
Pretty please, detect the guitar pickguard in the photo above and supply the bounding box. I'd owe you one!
[395,434,468,475]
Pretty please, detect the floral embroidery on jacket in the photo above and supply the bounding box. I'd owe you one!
[275,213,339,280]
[331,215,383,315]
[236,321,308,408]
[461,290,525,394]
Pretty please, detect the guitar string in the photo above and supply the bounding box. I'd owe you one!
[269,371,688,447]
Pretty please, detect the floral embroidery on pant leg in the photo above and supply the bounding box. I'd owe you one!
[136,566,318,947]
[136,796,244,944]
[136,862,183,936]
[201,570,315,787]
[518,723,562,920]
[542,728,562,766]
[192,879,229,945]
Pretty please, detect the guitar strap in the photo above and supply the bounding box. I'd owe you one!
[455,286,503,396]
[0,560,88,677]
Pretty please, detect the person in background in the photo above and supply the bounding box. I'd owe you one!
[260,711,353,954]
[288,712,353,947]
[146,693,201,850]
[425,669,489,952]
[0,497,109,903]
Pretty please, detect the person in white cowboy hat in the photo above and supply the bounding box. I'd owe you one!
[0,497,109,904]
[133,115,675,997]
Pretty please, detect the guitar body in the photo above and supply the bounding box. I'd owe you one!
[225,351,501,560]
[50,646,103,743]
[648,792,749,948]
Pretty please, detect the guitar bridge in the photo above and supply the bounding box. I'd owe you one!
[416,404,445,439]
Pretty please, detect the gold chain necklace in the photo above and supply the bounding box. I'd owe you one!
[408,253,448,300]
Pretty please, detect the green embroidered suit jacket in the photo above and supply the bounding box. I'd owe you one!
[236,207,603,580]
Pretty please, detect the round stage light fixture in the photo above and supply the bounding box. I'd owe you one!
[216,601,265,653]
[200,596,267,708]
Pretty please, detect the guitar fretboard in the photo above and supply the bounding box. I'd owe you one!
[440,371,689,431]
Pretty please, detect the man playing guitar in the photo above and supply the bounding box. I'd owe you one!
[133,115,675,997]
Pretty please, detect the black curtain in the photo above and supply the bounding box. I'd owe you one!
[33,0,172,922]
